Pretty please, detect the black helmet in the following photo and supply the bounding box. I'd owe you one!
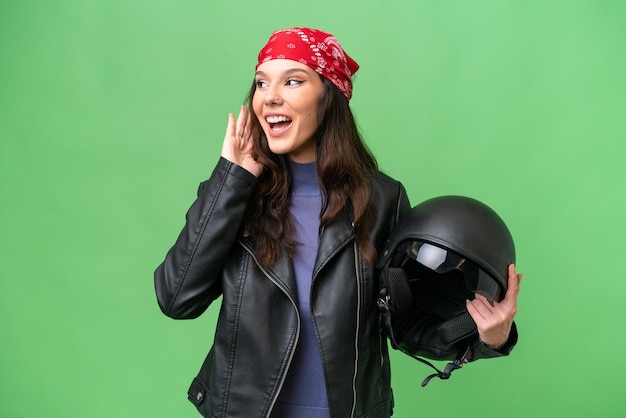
[377,195,515,385]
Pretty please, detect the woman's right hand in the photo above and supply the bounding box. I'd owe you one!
[221,105,264,177]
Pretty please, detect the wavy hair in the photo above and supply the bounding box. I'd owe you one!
[243,77,378,269]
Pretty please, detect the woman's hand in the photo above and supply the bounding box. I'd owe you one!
[221,105,264,177]
[466,264,522,349]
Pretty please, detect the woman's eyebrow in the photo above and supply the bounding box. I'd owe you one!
[255,68,311,77]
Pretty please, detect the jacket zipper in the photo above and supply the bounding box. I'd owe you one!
[378,315,385,383]
[240,241,301,418]
[350,242,361,418]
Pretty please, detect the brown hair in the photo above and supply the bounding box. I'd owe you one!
[243,77,378,268]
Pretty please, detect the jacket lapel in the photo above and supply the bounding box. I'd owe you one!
[313,208,355,279]
[267,251,298,299]
[240,207,355,296]
[240,237,298,300]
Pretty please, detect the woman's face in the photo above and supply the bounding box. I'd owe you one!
[252,59,324,163]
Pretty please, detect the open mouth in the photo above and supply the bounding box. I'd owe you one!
[266,115,292,130]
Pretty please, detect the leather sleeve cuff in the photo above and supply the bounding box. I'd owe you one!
[473,321,518,359]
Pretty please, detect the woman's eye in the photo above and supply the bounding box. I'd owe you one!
[255,80,268,88]
[286,78,303,86]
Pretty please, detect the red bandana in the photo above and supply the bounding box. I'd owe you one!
[256,27,360,100]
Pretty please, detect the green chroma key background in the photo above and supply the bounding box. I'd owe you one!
[1,1,625,417]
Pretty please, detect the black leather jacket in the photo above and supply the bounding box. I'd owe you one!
[154,158,515,418]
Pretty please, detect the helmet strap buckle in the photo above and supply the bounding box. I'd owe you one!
[420,345,471,387]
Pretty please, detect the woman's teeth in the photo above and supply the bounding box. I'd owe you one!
[266,115,292,129]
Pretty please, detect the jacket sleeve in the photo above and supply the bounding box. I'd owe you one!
[154,157,258,319]
[391,306,518,361]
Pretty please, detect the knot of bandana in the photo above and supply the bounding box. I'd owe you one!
[256,27,360,100]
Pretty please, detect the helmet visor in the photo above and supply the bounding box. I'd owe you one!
[399,241,501,302]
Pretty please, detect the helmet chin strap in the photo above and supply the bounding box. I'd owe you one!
[378,265,475,386]
[378,294,472,386]
[418,345,471,387]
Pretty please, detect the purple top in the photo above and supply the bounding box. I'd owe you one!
[272,160,329,418]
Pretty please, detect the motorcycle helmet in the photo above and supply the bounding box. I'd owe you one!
[377,195,515,384]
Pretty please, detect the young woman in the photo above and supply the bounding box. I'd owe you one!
[154,27,521,418]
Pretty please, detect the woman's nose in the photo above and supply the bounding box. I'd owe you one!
[263,85,282,105]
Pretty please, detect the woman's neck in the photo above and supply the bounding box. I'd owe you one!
[290,160,319,196]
